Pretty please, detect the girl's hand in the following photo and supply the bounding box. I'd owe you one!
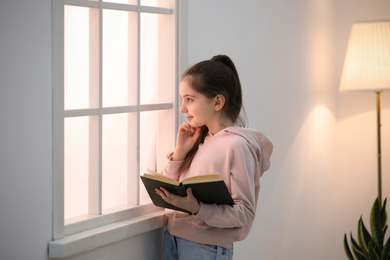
[155,187,200,215]
[172,122,200,161]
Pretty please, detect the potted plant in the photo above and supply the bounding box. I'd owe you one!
[344,198,390,260]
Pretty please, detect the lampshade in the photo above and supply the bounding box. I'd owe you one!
[339,21,390,92]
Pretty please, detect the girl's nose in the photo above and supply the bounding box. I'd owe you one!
[180,102,186,113]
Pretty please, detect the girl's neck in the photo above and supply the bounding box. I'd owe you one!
[207,120,234,135]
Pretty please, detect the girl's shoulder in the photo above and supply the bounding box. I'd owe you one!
[217,126,273,156]
[207,127,257,149]
[216,126,265,142]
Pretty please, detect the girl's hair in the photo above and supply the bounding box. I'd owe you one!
[179,54,247,174]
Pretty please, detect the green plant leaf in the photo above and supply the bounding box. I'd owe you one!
[381,198,388,233]
[345,233,355,260]
[368,241,380,260]
[358,216,371,256]
[343,198,389,260]
[371,198,385,249]
[381,235,390,260]
[351,233,368,260]
[383,226,388,238]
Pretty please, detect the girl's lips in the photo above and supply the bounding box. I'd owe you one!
[186,116,193,121]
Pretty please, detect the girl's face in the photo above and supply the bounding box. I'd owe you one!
[179,78,218,129]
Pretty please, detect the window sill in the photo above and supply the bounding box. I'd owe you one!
[49,209,166,258]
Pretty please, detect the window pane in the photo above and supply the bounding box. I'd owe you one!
[64,6,90,110]
[64,117,89,220]
[139,111,157,203]
[140,12,176,104]
[103,10,137,107]
[140,0,157,7]
[140,13,158,104]
[140,111,157,172]
[102,113,137,210]
[141,0,173,9]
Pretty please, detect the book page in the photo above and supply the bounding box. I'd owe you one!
[182,172,222,185]
[143,169,179,186]
[144,170,222,185]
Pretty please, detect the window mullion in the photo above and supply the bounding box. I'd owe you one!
[98,2,103,215]
[88,2,103,216]
[126,3,140,205]
[132,2,142,205]
[139,5,171,15]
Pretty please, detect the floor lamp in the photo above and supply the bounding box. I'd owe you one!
[339,21,390,207]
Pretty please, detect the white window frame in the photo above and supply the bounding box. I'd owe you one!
[50,0,179,258]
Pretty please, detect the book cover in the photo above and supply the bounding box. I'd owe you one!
[141,170,234,214]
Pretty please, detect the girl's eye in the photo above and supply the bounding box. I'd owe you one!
[186,98,193,102]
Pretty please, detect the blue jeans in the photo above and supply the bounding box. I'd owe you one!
[164,230,233,260]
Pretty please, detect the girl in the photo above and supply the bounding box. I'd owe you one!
[155,55,273,260]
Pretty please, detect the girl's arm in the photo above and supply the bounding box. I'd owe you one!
[194,140,259,229]
[172,122,200,161]
[161,122,200,180]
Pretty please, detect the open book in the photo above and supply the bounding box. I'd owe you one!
[141,169,234,214]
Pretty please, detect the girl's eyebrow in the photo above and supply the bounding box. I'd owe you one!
[180,94,196,99]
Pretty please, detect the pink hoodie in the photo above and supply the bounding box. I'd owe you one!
[162,126,273,249]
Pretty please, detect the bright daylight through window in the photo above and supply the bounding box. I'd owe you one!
[53,0,177,239]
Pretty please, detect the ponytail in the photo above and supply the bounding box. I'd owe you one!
[211,55,246,127]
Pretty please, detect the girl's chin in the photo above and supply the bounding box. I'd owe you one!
[188,122,205,128]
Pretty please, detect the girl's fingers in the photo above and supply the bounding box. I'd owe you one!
[156,187,174,202]
[159,187,169,196]
[186,187,193,197]
[156,186,199,214]
[156,187,168,197]
[179,122,197,134]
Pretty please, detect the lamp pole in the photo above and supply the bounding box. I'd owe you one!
[376,91,382,207]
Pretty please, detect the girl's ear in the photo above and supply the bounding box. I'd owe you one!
[214,95,225,111]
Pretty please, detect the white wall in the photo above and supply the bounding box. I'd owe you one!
[0,1,53,259]
[0,0,389,259]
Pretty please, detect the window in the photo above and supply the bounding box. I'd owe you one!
[52,0,178,241]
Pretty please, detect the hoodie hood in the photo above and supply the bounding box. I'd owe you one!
[223,127,273,176]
